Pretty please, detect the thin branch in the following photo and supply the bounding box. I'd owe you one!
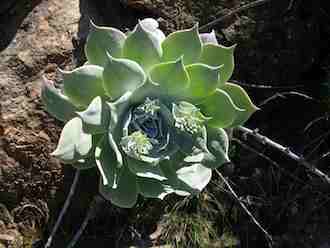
[303,115,329,133]
[259,91,317,107]
[232,137,310,187]
[230,80,305,89]
[199,0,272,32]
[313,151,330,164]
[215,170,273,247]
[44,170,80,248]
[237,126,330,184]
[302,129,330,152]
[67,195,102,248]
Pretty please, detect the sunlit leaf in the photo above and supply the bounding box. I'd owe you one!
[103,53,146,99]
[41,76,78,122]
[85,21,126,66]
[162,24,202,64]
[199,43,236,84]
[123,21,162,71]
[221,82,259,127]
[199,89,244,128]
[149,57,189,95]
[51,117,93,162]
[62,65,105,107]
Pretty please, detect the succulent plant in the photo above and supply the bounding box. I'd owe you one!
[41,18,258,208]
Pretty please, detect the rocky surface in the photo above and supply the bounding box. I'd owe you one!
[0,0,80,246]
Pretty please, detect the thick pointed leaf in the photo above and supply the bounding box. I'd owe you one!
[184,63,222,101]
[193,127,230,169]
[85,22,126,66]
[41,76,78,121]
[103,54,146,99]
[51,117,93,162]
[183,129,218,167]
[162,24,202,64]
[76,96,111,134]
[200,89,244,128]
[139,18,165,43]
[127,157,167,181]
[137,178,173,199]
[199,44,236,84]
[108,132,123,168]
[62,65,105,107]
[159,160,190,196]
[160,158,202,196]
[123,21,162,71]
[149,57,189,95]
[95,137,121,188]
[99,166,138,208]
[200,30,218,45]
[176,163,212,192]
[221,83,259,127]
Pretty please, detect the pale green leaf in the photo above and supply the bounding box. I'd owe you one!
[137,178,174,199]
[149,57,189,95]
[204,127,230,168]
[139,18,165,43]
[85,21,126,66]
[199,43,236,84]
[62,65,105,107]
[160,158,203,195]
[76,96,111,134]
[176,163,212,192]
[123,21,162,71]
[51,117,93,162]
[199,89,244,128]
[103,54,146,100]
[41,76,78,122]
[184,63,222,101]
[99,166,138,208]
[108,131,124,168]
[162,24,202,64]
[127,157,167,181]
[221,83,259,127]
[95,137,121,188]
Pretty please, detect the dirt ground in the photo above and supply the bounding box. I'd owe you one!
[1,0,330,247]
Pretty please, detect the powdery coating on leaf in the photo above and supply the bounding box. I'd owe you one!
[43,18,258,208]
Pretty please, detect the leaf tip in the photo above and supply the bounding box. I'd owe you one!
[89,19,98,29]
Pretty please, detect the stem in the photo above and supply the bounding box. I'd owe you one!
[66,196,102,248]
[199,0,272,31]
[215,170,274,247]
[237,126,330,185]
[45,170,81,248]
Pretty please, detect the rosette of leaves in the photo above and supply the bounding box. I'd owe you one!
[41,18,258,208]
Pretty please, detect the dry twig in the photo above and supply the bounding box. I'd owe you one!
[199,0,272,31]
[44,170,80,248]
[215,170,274,247]
[237,126,330,185]
[67,195,102,248]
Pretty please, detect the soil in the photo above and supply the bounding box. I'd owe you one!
[0,0,330,247]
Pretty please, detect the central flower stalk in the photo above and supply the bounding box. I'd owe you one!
[120,98,170,160]
[172,102,209,134]
[120,131,153,158]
